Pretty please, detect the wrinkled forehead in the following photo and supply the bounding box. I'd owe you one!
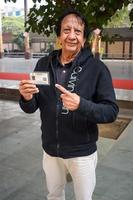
[61,14,85,28]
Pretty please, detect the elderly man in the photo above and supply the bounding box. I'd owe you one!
[19,9,119,200]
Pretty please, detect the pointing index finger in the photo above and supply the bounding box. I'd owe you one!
[55,84,72,96]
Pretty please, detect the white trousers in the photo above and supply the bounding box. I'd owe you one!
[42,151,97,200]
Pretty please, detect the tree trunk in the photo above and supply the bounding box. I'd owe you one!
[24,32,31,59]
[91,29,101,59]
[24,0,31,59]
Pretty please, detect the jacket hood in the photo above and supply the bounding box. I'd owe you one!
[77,47,93,66]
[49,47,93,66]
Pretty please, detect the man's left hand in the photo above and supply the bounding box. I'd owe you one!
[55,84,80,111]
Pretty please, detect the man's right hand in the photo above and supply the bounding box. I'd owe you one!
[19,80,39,101]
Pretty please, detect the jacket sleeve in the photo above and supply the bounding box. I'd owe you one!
[19,57,46,113]
[77,64,119,123]
[19,95,39,113]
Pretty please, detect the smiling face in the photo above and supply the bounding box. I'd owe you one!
[59,14,86,56]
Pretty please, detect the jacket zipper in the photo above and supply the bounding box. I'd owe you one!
[50,58,60,156]
[50,55,81,156]
[56,103,60,156]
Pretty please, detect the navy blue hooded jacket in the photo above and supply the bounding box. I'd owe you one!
[19,47,119,158]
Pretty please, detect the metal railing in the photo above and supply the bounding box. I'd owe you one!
[3,52,133,60]
[4,52,49,58]
[102,53,133,60]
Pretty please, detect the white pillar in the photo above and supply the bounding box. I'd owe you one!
[0,7,4,58]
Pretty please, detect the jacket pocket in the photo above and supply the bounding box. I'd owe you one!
[73,111,88,133]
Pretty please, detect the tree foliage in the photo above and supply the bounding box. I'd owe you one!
[4,0,133,36]
[2,16,24,35]
[13,33,24,50]
[106,5,132,28]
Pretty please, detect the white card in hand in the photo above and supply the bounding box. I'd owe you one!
[30,72,50,85]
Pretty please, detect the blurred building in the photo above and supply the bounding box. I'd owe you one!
[102,28,133,59]
[1,6,24,17]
